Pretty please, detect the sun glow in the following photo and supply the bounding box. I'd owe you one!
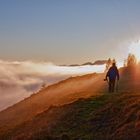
[129,40,140,61]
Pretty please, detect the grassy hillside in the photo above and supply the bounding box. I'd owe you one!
[0,73,105,134]
[1,66,140,140]
[2,92,140,140]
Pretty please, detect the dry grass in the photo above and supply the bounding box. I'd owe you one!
[1,66,140,139]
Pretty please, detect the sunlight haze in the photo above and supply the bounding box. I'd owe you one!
[0,0,140,64]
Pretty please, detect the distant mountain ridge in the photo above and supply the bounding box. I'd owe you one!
[60,60,107,66]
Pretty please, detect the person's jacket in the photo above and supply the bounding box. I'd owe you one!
[106,66,119,80]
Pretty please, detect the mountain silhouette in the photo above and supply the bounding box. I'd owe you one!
[60,60,107,66]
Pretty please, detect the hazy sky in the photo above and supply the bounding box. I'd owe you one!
[1,0,140,64]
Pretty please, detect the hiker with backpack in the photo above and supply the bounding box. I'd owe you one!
[105,62,120,93]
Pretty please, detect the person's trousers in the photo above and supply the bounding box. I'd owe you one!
[109,80,115,93]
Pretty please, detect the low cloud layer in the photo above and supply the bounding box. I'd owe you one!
[0,60,106,111]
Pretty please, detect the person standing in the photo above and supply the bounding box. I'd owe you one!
[105,62,119,92]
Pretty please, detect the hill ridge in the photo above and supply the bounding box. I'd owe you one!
[1,66,140,139]
[0,72,105,133]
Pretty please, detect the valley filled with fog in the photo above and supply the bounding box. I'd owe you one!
[0,60,106,111]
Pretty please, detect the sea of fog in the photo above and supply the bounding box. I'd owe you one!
[0,60,123,111]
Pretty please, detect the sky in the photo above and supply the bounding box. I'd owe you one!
[1,0,140,64]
